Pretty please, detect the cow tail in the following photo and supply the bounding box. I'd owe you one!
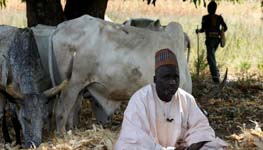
[48,29,58,87]
[65,52,75,80]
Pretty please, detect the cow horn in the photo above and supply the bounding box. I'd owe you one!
[204,68,228,100]
[43,80,68,98]
[6,84,24,99]
[43,52,75,98]
[0,85,24,105]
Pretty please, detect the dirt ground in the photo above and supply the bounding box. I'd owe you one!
[0,76,262,150]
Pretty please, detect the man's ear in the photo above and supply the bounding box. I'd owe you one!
[153,76,156,83]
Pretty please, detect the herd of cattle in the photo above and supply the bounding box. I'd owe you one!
[0,15,192,148]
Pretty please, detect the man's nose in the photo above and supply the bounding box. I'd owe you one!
[168,79,177,85]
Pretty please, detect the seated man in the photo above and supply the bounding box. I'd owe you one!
[115,48,228,150]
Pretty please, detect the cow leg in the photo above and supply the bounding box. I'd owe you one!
[46,99,56,132]
[0,94,12,144]
[66,95,82,130]
[72,97,82,127]
[11,111,21,145]
[85,83,121,125]
[0,94,4,120]
[55,83,82,134]
[2,109,12,143]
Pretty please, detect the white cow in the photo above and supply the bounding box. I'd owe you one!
[123,18,191,62]
[33,15,192,133]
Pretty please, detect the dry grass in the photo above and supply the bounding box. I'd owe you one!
[0,124,119,150]
[1,0,261,26]
[227,121,263,150]
[106,0,262,23]
[0,98,262,150]
[106,0,263,78]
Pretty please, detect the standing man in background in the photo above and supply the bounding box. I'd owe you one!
[196,1,227,83]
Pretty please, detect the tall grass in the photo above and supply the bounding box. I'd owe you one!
[106,0,263,79]
[1,0,262,79]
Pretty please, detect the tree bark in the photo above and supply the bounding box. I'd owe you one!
[64,0,108,20]
[26,0,65,27]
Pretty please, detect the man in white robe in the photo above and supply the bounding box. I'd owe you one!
[115,48,228,150]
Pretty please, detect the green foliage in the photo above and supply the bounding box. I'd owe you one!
[0,0,25,8]
[257,61,263,77]
[192,0,206,8]
[257,63,263,71]
[146,0,248,7]
[181,0,244,7]
[238,60,252,79]
[239,61,251,72]
[0,0,6,8]
[194,48,208,76]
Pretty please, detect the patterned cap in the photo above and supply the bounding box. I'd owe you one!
[155,48,177,70]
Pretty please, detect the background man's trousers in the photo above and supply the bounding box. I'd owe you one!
[205,37,220,83]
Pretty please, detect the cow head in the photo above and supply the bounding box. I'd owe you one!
[6,81,72,148]
[17,94,48,148]
[11,79,71,148]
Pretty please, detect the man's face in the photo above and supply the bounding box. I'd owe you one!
[154,64,180,102]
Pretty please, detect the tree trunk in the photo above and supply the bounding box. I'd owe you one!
[26,0,65,27]
[64,0,108,20]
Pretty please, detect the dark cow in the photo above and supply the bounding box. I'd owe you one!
[0,27,73,148]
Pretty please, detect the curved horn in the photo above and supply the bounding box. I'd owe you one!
[43,80,68,98]
[0,85,24,105]
[5,84,24,100]
[43,52,75,98]
[204,68,228,100]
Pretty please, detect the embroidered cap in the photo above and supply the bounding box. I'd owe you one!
[155,48,177,70]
